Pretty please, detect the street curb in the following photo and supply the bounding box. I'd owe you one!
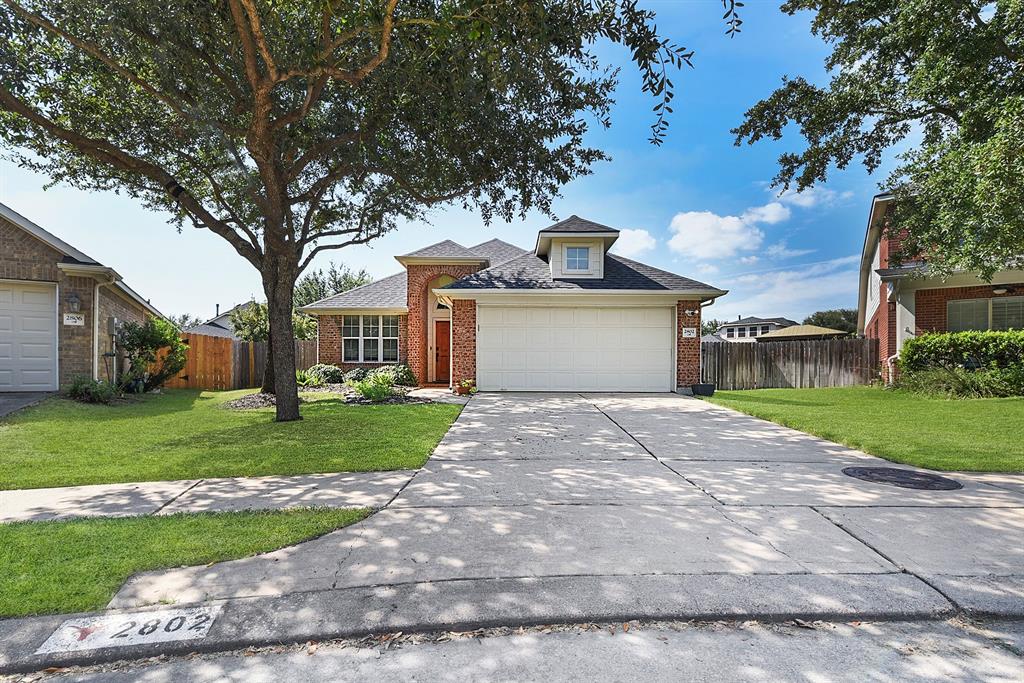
[0,572,963,675]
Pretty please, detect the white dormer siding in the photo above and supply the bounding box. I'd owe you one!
[549,238,604,279]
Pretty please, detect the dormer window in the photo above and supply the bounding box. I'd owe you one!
[565,246,590,272]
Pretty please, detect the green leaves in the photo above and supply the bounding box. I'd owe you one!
[735,0,1023,278]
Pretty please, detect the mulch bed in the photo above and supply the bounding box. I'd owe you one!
[225,384,430,410]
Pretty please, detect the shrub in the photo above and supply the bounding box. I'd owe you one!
[116,318,188,392]
[897,364,1024,398]
[308,363,344,384]
[295,369,323,387]
[367,364,416,386]
[67,375,117,404]
[348,373,393,402]
[343,367,368,382]
[901,330,1024,372]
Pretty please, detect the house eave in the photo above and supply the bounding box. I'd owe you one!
[301,306,409,316]
[434,287,728,301]
[395,255,489,267]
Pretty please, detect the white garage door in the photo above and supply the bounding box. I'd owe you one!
[476,305,674,392]
[0,282,58,391]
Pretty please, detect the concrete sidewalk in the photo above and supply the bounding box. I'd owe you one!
[0,471,416,522]
[3,392,1022,674]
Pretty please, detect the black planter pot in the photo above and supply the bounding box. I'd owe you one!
[692,383,715,397]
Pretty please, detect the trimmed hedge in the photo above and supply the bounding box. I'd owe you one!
[307,363,345,384]
[900,330,1024,371]
[367,364,417,386]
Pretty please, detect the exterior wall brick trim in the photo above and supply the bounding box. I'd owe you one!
[451,299,477,388]
[676,300,701,388]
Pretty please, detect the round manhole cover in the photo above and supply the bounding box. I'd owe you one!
[842,467,963,491]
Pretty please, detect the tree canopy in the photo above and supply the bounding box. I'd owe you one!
[803,308,857,333]
[229,302,317,342]
[293,261,372,308]
[733,1,1023,279]
[0,0,739,419]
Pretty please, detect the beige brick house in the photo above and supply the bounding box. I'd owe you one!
[301,216,727,392]
[0,202,161,391]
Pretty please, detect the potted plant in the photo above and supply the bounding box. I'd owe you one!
[455,378,477,395]
[691,382,715,397]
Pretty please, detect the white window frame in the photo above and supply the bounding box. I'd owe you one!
[946,297,1024,332]
[725,327,734,338]
[737,327,747,338]
[564,245,591,273]
[761,325,770,335]
[341,314,400,363]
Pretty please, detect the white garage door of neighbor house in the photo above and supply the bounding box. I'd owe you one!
[476,305,674,392]
[0,282,58,391]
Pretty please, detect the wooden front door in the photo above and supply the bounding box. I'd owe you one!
[434,320,451,381]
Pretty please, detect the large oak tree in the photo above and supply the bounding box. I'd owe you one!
[0,0,735,420]
[734,1,1023,280]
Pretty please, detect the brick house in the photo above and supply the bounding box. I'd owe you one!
[0,202,161,391]
[301,216,727,392]
[857,193,1024,379]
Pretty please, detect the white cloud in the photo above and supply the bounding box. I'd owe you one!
[775,186,854,209]
[667,201,792,260]
[696,263,720,275]
[611,228,656,258]
[739,255,760,265]
[765,242,816,259]
[707,255,860,321]
[740,202,790,225]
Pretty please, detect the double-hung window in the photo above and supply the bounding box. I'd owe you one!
[761,325,770,335]
[737,327,747,338]
[748,326,759,337]
[725,327,734,338]
[565,246,590,272]
[342,315,400,362]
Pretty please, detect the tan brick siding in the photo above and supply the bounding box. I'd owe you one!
[676,301,701,387]
[451,299,476,388]
[97,286,148,382]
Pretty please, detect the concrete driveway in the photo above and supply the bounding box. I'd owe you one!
[111,392,1024,620]
[0,391,51,418]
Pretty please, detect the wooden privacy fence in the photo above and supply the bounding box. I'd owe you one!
[701,338,879,390]
[164,333,317,391]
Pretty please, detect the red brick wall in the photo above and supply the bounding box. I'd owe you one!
[405,264,484,385]
[676,301,701,387]
[315,313,408,370]
[451,299,476,388]
[915,284,1024,334]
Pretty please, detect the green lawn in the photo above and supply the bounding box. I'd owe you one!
[0,508,368,617]
[0,389,461,489]
[706,386,1024,472]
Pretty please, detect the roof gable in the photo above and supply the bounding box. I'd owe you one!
[538,215,619,234]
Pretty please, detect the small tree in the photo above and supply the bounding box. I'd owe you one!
[294,262,372,308]
[701,318,724,337]
[168,313,202,330]
[803,308,857,333]
[117,317,188,391]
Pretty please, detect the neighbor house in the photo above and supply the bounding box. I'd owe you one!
[857,192,1024,378]
[756,324,847,342]
[712,316,798,342]
[0,202,161,391]
[186,301,257,339]
[301,216,727,392]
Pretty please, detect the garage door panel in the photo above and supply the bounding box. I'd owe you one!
[477,305,673,392]
[0,283,57,391]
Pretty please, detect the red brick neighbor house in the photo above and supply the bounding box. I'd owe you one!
[0,202,161,391]
[857,193,1024,379]
[301,216,727,392]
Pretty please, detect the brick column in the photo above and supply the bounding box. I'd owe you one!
[451,299,477,388]
[404,264,483,385]
[676,301,701,388]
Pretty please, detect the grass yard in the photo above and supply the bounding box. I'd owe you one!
[0,389,461,489]
[706,386,1024,472]
[0,508,368,617]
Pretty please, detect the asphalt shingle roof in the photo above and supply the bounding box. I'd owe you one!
[468,239,528,267]
[399,239,483,259]
[443,253,719,291]
[302,271,408,310]
[538,215,619,234]
[185,322,238,339]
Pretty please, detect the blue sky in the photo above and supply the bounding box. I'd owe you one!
[0,2,888,324]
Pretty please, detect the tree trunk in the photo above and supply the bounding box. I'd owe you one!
[261,336,275,394]
[263,256,301,422]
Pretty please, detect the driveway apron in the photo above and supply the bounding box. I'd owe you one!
[111,392,1024,619]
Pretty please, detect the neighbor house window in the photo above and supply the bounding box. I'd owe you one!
[761,325,770,335]
[749,326,759,337]
[725,327,734,338]
[737,327,746,338]
[993,297,1024,331]
[565,246,590,271]
[947,299,991,332]
[342,315,399,362]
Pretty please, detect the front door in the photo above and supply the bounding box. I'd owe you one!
[434,320,451,382]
